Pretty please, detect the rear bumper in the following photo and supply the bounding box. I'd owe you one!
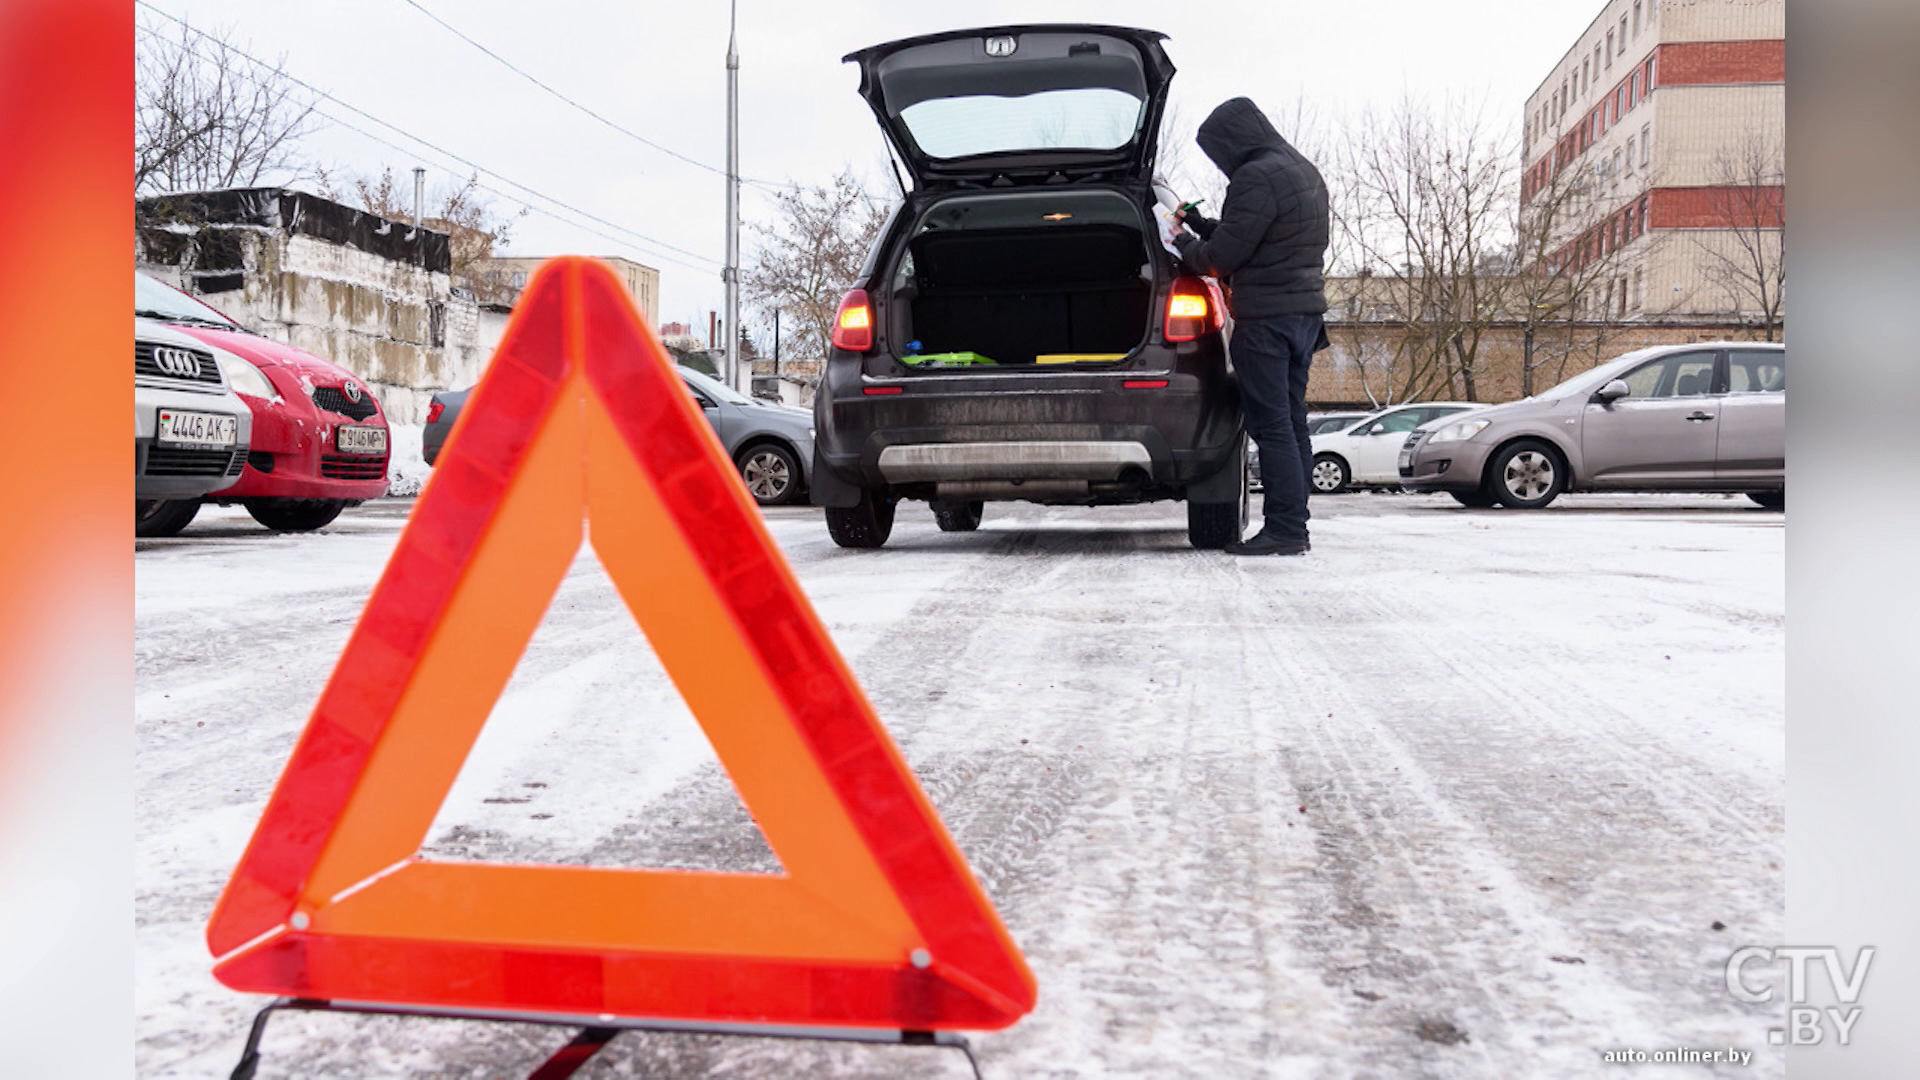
[815,364,1241,496]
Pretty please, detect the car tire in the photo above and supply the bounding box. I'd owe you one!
[824,489,896,549]
[931,500,984,532]
[245,499,347,532]
[1449,489,1498,508]
[1747,490,1784,510]
[737,442,803,507]
[1310,454,1350,495]
[135,499,201,538]
[1488,441,1566,510]
[1188,460,1250,550]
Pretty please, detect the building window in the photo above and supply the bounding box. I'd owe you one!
[1641,196,1651,233]
[1634,1,1642,36]
[1624,135,1635,173]
[1606,30,1615,66]
[1641,123,1651,166]
[1634,267,1644,309]
[1620,17,1629,52]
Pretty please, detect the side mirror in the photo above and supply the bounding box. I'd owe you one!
[1594,380,1631,403]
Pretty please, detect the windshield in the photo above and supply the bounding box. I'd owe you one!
[679,366,752,405]
[902,89,1143,158]
[135,273,240,328]
[1532,347,1667,399]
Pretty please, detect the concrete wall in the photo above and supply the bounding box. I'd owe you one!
[138,220,505,424]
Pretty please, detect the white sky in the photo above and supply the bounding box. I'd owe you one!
[144,0,1601,333]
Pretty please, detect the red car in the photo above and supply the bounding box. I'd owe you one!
[136,273,390,532]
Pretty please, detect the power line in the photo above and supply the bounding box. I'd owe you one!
[136,2,724,270]
[394,0,799,194]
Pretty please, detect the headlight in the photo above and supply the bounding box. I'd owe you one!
[217,354,279,402]
[1426,419,1490,444]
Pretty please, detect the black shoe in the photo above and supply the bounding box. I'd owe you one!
[1225,530,1309,557]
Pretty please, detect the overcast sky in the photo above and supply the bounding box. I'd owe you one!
[143,0,1601,332]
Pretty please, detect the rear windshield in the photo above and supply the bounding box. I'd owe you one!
[878,33,1149,161]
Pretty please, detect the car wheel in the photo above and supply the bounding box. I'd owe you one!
[931,500,984,532]
[245,499,347,532]
[824,489,896,549]
[1188,460,1250,550]
[1488,441,1565,509]
[737,442,803,506]
[1310,454,1349,495]
[1449,489,1497,508]
[135,499,201,538]
[1747,490,1784,510]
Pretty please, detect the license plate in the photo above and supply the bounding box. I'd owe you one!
[157,408,237,449]
[336,424,388,454]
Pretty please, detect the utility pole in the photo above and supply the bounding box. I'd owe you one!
[723,0,742,393]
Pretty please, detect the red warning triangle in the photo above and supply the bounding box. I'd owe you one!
[206,258,1035,1029]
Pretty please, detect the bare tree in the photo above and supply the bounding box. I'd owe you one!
[135,18,318,195]
[1509,150,1644,394]
[318,166,526,282]
[743,168,894,360]
[1336,96,1516,402]
[1696,135,1785,341]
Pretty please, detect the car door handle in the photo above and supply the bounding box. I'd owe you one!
[1685,411,1715,422]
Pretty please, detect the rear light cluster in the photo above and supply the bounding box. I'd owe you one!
[1164,276,1225,343]
[831,289,873,352]
[426,401,445,424]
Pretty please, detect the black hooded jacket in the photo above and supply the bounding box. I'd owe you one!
[1173,98,1330,318]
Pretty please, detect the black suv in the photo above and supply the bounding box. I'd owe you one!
[812,25,1245,549]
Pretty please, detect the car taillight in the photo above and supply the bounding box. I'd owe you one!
[426,402,445,424]
[831,289,873,352]
[1164,276,1224,343]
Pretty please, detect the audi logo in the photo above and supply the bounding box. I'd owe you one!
[152,347,202,379]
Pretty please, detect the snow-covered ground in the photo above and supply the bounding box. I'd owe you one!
[135,493,1784,1079]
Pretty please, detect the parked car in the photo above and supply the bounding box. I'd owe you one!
[1248,412,1376,491]
[135,318,253,536]
[1309,403,1476,493]
[422,367,816,507]
[813,24,1246,548]
[1399,342,1785,509]
[135,273,391,532]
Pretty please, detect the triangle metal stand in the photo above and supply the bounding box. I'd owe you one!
[229,997,985,1080]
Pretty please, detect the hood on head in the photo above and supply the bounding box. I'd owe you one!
[1196,96,1288,175]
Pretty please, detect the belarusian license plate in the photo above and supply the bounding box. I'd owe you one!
[336,424,388,454]
[157,409,237,449]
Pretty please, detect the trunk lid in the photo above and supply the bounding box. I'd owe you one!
[843,25,1174,188]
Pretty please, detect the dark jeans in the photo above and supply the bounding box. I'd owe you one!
[1232,314,1321,542]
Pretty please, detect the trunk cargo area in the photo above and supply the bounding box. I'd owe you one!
[894,219,1151,369]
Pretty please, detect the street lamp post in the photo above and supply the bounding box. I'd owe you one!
[723,0,742,393]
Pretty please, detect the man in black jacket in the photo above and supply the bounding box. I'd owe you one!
[1174,97,1330,556]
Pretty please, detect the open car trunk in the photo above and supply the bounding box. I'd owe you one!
[886,193,1154,370]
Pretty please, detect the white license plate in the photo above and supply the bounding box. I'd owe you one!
[336,424,388,454]
[157,409,237,449]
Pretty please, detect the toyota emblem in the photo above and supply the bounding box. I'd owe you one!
[152,346,201,379]
[343,380,363,404]
[984,35,1017,57]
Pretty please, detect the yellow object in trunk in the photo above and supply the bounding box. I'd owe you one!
[1034,353,1127,365]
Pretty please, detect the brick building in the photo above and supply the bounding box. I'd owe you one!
[1520,0,1784,329]
[469,255,659,329]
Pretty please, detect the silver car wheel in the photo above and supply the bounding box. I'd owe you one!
[742,450,792,500]
[1312,459,1345,492]
[1503,451,1555,501]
